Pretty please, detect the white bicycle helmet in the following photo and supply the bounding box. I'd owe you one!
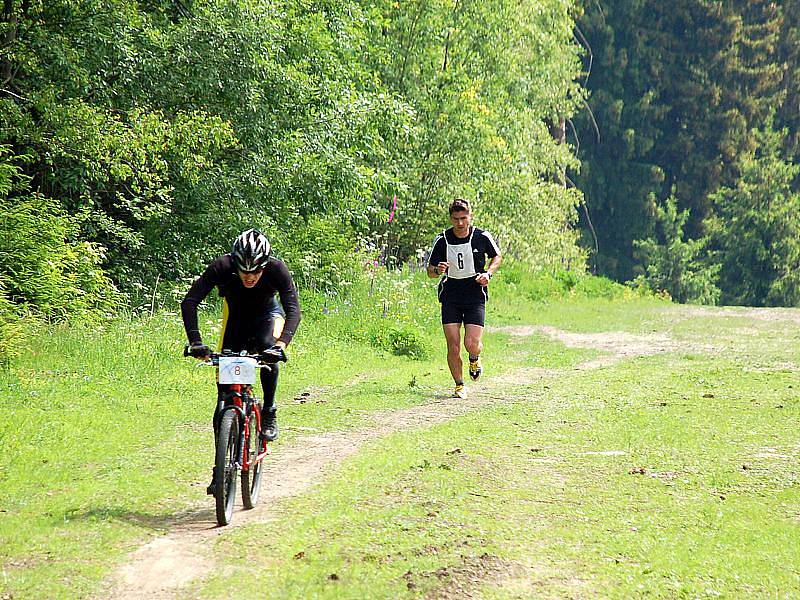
[231,229,271,272]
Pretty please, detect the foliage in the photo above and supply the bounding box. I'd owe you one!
[368,322,429,359]
[1,0,411,299]
[0,147,122,327]
[0,281,23,370]
[705,123,800,306]
[632,195,721,305]
[0,0,590,326]
[776,4,800,158]
[306,268,437,360]
[0,197,122,319]
[275,215,368,295]
[576,0,787,283]
[363,0,587,267]
[494,259,633,304]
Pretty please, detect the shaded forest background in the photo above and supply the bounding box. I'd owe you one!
[575,0,800,306]
[1,0,799,359]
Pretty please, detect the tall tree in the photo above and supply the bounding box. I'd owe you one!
[1,0,408,290]
[706,122,800,306]
[364,0,586,267]
[575,0,785,282]
[1,0,590,319]
[776,3,800,158]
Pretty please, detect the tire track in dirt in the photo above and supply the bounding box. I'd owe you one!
[105,326,679,599]
[107,389,528,599]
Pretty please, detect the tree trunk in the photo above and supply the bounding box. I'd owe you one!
[548,116,567,186]
[2,0,18,85]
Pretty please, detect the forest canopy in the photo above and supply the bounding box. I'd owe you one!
[0,0,584,321]
[574,0,800,305]
[2,0,799,361]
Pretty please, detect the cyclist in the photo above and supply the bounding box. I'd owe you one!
[181,229,301,490]
[427,198,501,399]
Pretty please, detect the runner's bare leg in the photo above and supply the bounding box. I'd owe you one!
[463,324,484,358]
[443,323,464,383]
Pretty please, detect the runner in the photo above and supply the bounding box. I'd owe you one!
[181,229,301,490]
[427,198,501,398]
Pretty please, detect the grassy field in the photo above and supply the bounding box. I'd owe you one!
[1,269,799,598]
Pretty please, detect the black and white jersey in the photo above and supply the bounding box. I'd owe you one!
[428,227,500,304]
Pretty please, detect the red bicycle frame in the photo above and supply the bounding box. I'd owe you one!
[226,383,269,471]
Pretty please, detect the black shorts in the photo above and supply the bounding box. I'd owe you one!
[221,300,285,354]
[441,302,485,326]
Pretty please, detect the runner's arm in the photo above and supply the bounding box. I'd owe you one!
[427,235,446,278]
[483,231,502,278]
[485,253,502,278]
[475,231,502,285]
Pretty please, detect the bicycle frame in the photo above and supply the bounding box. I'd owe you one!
[185,347,286,525]
[217,383,269,473]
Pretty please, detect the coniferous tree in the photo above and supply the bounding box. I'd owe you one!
[575,0,785,286]
[776,3,800,158]
[706,122,800,306]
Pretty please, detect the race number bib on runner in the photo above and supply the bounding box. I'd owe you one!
[218,356,257,384]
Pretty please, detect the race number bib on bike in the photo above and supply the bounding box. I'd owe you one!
[218,356,257,384]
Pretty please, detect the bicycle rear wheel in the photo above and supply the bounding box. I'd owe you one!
[241,410,265,509]
[215,410,240,526]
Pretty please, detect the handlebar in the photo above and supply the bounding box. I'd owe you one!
[183,346,287,365]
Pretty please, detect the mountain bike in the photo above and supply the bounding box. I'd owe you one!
[184,347,286,526]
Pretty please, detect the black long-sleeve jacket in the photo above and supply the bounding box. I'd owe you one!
[181,254,301,346]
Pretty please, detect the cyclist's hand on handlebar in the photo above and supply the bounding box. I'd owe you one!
[259,345,287,364]
[187,343,211,359]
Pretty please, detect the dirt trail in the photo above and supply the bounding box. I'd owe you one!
[493,325,680,369]
[108,390,527,598]
[105,325,677,599]
[666,304,800,325]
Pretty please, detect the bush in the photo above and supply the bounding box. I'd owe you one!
[705,124,800,306]
[495,261,630,303]
[369,323,429,359]
[0,194,123,320]
[524,273,563,302]
[0,282,24,370]
[276,215,368,295]
[573,275,628,299]
[633,195,720,305]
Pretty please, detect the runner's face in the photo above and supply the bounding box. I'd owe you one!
[238,269,264,288]
[450,209,471,236]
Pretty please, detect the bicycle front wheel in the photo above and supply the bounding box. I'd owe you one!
[215,410,240,526]
[241,410,265,509]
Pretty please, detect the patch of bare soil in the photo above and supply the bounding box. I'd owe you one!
[104,326,678,599]
[495,568,589,598]
[406,553,515,599]
[492,325,680,367]
[665,304,800,325]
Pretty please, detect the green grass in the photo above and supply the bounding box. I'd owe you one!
[0,272,451,596]
[2,267,799,598]
[197,309,800,598]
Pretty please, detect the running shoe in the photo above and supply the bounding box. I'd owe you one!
[453,383,467,399]
[469,356,482,380]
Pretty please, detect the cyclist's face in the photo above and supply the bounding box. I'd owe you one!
[238,269,264,288]
[450,209,471,235]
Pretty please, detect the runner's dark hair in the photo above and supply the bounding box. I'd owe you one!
[449,198,471,214]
